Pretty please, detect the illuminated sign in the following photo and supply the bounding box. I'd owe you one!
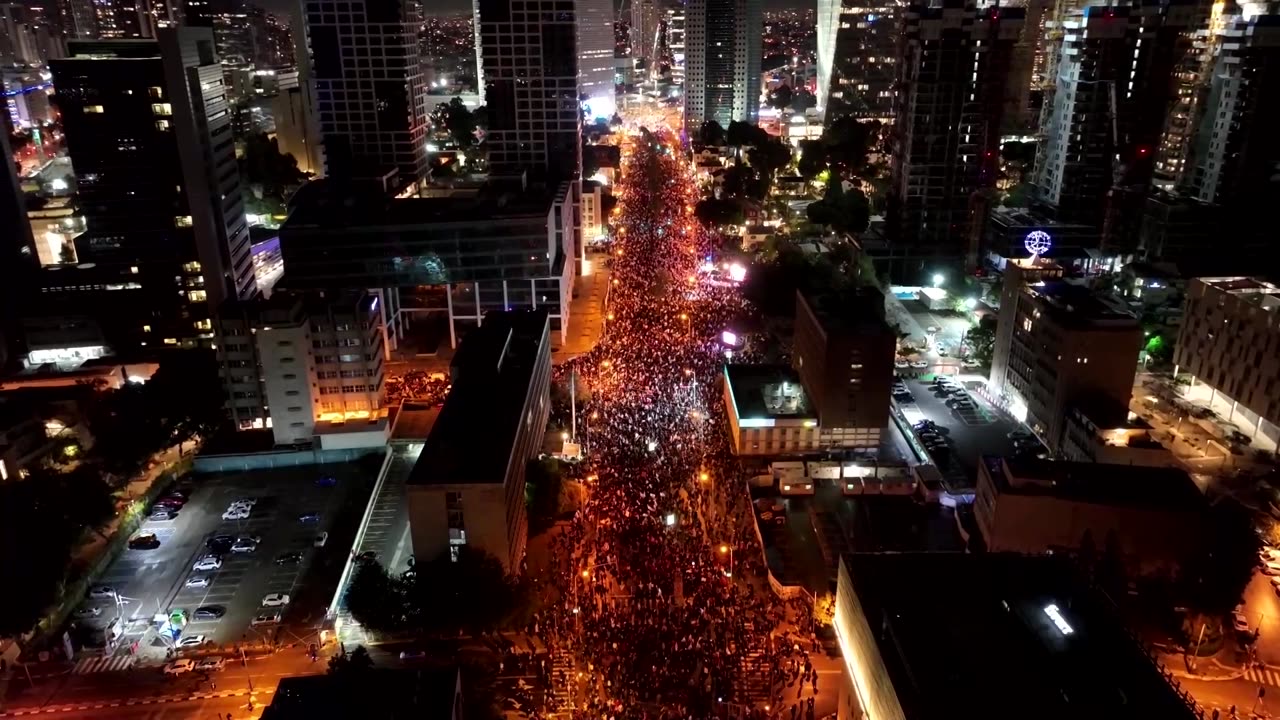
[1024,230,1052,256]
[1044,604,1074,635]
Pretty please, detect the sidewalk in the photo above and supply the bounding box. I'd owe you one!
[554,266,610,362]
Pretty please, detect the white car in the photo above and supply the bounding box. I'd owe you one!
[231,498,258,507]
[313,531,329,548]
[195,657,226,672]
[222,509,250,521]
[192,557,222,572]
[251,611,282,626]
[88,586,117,599]
[910,360,929,369]
[230,541,257,554]
[74,606,103,619]
[185,576,211,589]
[177,634,206,648]
[163,659,196,675]
[261,593,290,607]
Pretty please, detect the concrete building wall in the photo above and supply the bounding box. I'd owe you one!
[257,321,317,445]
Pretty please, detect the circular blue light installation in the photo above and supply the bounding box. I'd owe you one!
[1024,230,1052,256]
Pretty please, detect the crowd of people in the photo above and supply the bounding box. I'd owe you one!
[384,370,451,405]
[530,128,814,720]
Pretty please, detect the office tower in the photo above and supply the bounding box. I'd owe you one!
[300,0,427,192]
[1182,11,1280,209]
[630,0,660,79]
[248,7,292,67]
[0,127,38,369]
[577,0,615,119]
[60,0,98,37]
[212,7,251,65]
[666,5,685,85]
[46,29,253,353]
[1035,1,1202,235]
[816,0,900,121]
[1004,0,1051,132]
[884,0,1023,276]
[684,0,762,133]
[476,0,582,186]
[272,69,321,175]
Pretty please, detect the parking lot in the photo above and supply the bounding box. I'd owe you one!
[75,461,375,662]
[895,375,1031,482]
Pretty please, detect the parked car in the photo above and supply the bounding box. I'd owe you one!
[128,533,161,550]
[88,585,117,599]
[207,535,235,550]
[230,541,258,554]
[315,476,337,487]
[910,360,929,369]
[148,509,177,521]
[185,576,211,589]
[195,657,226,672]
[261,593,290,607]
[1233,608,1251,634]
[74,605,102,619]
[314,532,329,547]
[252,611,282,626]
[298,513,321,524]
[237,535,262,544]
[222,509,250,521]
[163,659,196,675]
[177,634,207,648]
[231,497,258,507]
[276,551,303,565]
[193,606,225,620]
[192,557,222,572]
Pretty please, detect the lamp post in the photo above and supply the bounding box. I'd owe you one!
[719,544,734,577]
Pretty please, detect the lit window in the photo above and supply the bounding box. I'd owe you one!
[84,105,105,114]
[142,325,151,332]
[148,86,163,99]
[163,338,178,345]
[182,261,201,272]
[187,290,207,302]
[174,216,193,227]
[156,119,170,131]
[130,266,139,274]
[194,319,212,331]
[151,103,172,116]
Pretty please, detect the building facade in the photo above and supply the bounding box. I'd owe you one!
[1174,277,1280,447]
[575,0,614,119]
[215,291,387,445]
[300,0,427,191]
[884,0,1023,278]
[45,29,252,355]
[815,0,899,121]
[683,0,761,133]
[406,311,551,574]
[988,261,1141,450]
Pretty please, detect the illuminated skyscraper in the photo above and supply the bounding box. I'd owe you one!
[684,0,761,133]
[816,0,900,121]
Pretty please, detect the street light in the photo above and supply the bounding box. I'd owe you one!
[931,273,945,288]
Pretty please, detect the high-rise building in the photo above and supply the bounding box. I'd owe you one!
[684,0,762,133]
[91,0,149,38]
[45,29,253,353]
[476,0,582,187]
[272,69,322,175]
[630,0,660,80]
[884,0,1023,277]
[666,5,685,85]
[815,0,900,121]
[0,125,37,369]
[576,0,615,120]
[60,0,99,38]
[1181,11,1280,210]
[1034,1,1202,237]
[300,0,427,191]
[248,6,291,67]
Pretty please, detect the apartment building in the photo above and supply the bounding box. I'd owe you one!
[215,290,387,447]
[406,310,551,574]
[815,0,899,121]
[988,259,1142,450]
[1174,277,1280,446]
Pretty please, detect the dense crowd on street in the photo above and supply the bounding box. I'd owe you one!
[525,129,817,720]
[384,370,451,405]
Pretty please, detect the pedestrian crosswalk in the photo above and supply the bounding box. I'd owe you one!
[73,655,135,674]
[1243,666,1280,687]
[548,641,575,712]
[738,647,772,702]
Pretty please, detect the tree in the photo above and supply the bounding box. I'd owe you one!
[239,133,307,202]
[791,89,817,113]
[344,560,406,633]
[434,97,479,149]
[824,117,877,178]
[327,644,374,678]
[965,315,997,366]
[726,120,768,150]
[1179,500,1259,617]
[699,120,727,147]
[797,139,827,180]
[525,458,564,536]
[806,177,871,235]
[767,85,795,111]
[694,198,745,227]
[722,163,768,202]
[746,139,792,179]
[407,546,519,634]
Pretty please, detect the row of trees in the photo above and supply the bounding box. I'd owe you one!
[327,646,504,720]
[345,547,526,636]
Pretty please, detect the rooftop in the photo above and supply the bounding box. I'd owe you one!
[1199,277,1280,311]
[408,310,549,486]
[796,287,891,336]
[839,553,1202,720]
[1024,281,1138,328]
[981,456,1205,512]
[724,364,816,422]
[284,179,561,231]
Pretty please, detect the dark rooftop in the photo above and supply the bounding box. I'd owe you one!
[981,456,1205,512]
[1024,281,1138,328]
[409,310,549,486]
[840,553,1201,720]
[284,178,559,230]
[260,667,458,720]
[723,364,815,420]
[797,287,891,336]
